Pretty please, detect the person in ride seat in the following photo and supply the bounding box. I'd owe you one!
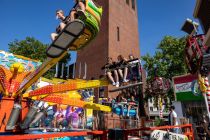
[112,95,127,118]
[53,107,66,129]
[127,95,139,119]
[51,10,70,41]
[116,55,129,83]
[70,0,86,22]
[102,57,120,87]
[128,54,141,81]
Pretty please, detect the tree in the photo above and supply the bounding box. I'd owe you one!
[142,36,188,101]
[9,37,71,79]
[9,37,48,62]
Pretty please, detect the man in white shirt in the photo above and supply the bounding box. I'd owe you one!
[169,106,179,133]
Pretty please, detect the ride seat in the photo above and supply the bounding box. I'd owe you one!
[85,0,102,24]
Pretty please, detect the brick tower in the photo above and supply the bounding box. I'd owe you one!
[76,0,140,97]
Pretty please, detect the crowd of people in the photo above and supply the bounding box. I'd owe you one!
[101,87,140,120]
[113,92,139,119]
[36,105,85,132]
[102,54,141,87]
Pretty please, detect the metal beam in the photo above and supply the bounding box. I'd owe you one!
[109,82,143,92]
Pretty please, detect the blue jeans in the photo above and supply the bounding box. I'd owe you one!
[118,104,125,116]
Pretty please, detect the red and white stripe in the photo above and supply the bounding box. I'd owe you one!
[204,77,210,112]
[159,110,163,118]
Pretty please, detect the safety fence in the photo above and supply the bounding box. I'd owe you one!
[124,124,194,140]
[107,118,141,129]
[0,130,108,140]
[0,124,194,140]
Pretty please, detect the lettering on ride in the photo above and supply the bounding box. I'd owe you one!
[150,130,188,140]
[175,83,191,92]
[151,131,160,139]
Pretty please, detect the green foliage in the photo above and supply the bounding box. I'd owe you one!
[142,36,188,100]
[154,117,164,126]
[9,37,48,62]
[8,37,71,79]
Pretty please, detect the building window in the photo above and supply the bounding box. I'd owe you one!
[117,26,120,41]
[150,107,153,111]
[126,0,129,5]
[131,0,135,10]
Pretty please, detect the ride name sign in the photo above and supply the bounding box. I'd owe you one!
[172,74,203,101]
[150,130,188,140]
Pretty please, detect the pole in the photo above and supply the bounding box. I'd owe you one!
[204,76,210,120]
[54,62,59,77]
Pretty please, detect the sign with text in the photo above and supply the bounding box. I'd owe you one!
[150,130,188,140]
[173,74,203,101]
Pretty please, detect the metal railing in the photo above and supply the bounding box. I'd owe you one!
[107,118,141,129]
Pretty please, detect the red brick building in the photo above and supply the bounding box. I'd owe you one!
[76,0,141,98]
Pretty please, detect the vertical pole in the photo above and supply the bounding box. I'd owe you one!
[100,131,108,140]
[84,109,87,129]
[79,62,81,79]
[83,62,87,79]
[137,61,146,117]
[54,62,59,77]
[67,65,69,79]
[123,130,128,140]
[73,63,76,79]
[203,76,210,120]
[60,63,64,79]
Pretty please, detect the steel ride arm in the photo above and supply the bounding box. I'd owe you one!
[15,20,86,97]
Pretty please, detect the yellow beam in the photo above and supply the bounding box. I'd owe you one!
[28,80,108,97]
[39,93,111,112]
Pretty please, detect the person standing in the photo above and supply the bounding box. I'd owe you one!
[169,106,179,133]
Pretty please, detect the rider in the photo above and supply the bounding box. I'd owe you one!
[127,95,139,119]
[70,0,86,22]
[102,57,120,87]
[116,55,129,83]
[128,54,141,81]
[51,10,70,41]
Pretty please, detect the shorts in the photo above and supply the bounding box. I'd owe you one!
[105,68,115,73]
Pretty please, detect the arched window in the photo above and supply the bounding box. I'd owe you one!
[117,26,120,41]
[132,0,135,10]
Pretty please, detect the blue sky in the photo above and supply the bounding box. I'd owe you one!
[0,0,198,62]
[138,0,199,56]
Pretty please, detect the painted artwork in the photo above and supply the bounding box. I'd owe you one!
[0,50,41,72]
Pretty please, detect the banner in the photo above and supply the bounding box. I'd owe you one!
[173,74,203,101]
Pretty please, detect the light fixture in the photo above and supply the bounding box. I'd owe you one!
[181,18,199,35]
